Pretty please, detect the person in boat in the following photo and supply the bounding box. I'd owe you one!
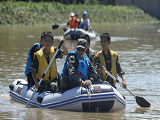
[93,33,127,89]
[24,32,45,88]
[30,31,68,93]
[75,13,80,27]
[66,12,79,29]
[80,34,95,65]
[60,39,102,92]
[79,11,92,31]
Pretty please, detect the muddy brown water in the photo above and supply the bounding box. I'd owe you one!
[0,23,160,119]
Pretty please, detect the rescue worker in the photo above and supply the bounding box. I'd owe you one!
[24,32,45,88]
[79,11,92,31]
[30,31,68,93]
[60,39,102,92]
[75,13,80,28]
[67,12,79,29]
[93,33,127,89]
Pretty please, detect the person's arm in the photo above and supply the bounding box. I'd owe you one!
[58,39,68,55]
[67,21,69,27]
[93,55,105,74]
[32,70,40,89]
[116,56,127,89]
[89,26,92,30]
[81,18,87,24]
[87,19,92,30]
[67,54,81,83]
[54,39,68,59]
[30,54,40,89]
[121,74,126,89]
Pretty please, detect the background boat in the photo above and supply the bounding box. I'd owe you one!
[63,28,97,40]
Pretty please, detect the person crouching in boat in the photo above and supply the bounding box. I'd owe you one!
[93,33,127,89]
[24,32,45,88]
[30,31,68,93]
[60,39,102,92]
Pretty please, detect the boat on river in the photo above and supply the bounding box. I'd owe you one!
[9,79,125,112]
[63,28,97,40]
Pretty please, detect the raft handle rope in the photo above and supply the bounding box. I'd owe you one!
[86,85,94,111]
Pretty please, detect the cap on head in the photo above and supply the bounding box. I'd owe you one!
[83,11,87,15]
[44,31,54,41]
[77,39,87,49]
[100,33,110,41]
[70,12,75,17]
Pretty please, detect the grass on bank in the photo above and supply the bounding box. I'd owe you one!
[0,1,159,25]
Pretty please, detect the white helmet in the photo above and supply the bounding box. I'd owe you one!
[70,12,75,17]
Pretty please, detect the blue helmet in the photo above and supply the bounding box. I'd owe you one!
[83,11,87,15]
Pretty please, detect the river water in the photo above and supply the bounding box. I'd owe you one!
[0,23,160,120]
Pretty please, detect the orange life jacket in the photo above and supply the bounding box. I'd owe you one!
[69,17,77,28]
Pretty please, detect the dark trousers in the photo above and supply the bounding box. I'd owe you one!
[38,81,58,93]
[60,77,92,92]
[60,77,79,92]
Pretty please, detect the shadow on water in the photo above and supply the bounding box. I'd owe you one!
[0,23,160,119]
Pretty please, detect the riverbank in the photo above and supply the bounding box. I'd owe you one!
[0,1,159,25]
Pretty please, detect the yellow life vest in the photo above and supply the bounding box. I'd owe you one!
[96,50,118,85]
[35,47,58,82]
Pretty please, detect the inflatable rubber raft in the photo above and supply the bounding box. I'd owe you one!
[63,28,97,40]
[9,79,125,112]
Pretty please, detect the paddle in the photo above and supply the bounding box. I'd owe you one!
[52,25,59,29]
[25,40,64,108]
[97,63,151,107]
[52,23,66,30]
[92,30,100,36]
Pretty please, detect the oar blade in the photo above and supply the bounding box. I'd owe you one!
[135,96,151,107]
[52,25,59,29]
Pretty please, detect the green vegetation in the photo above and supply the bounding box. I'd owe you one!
[0,1,159,25]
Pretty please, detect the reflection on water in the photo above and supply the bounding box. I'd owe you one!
[0,23,160,119]
[65,40,77,53]
[0,105,125,120]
